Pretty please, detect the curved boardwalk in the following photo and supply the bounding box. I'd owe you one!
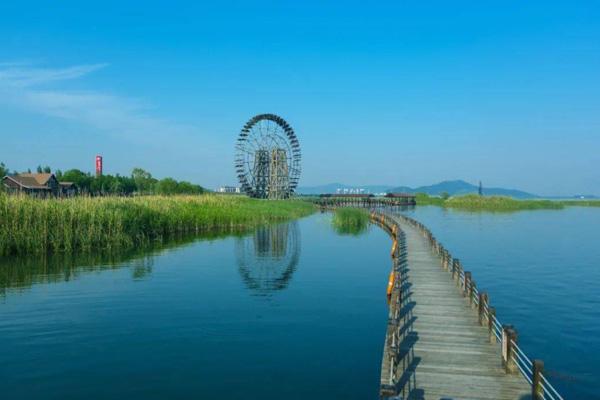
[382,213,531,400]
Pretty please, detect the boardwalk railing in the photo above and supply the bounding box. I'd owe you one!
[387,211,565,400]
[313,195,415,208]
[368,211,408,397]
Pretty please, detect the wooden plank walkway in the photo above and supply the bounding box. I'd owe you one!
[379,212,531,400]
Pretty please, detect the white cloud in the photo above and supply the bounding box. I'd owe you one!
[0,63,108,88]
[0,62,203,147]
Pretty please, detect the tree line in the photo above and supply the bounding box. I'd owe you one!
[0,162,206,196]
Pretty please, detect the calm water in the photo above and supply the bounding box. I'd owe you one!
[0,214,392,399]
[1,208,598,399]
[403,206,600,399]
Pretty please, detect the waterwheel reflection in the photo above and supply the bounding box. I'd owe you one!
[236,221,300,296]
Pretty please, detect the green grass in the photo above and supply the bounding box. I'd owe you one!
[415,193,600,211]
[415,192,446,206]
[557,199,600,207]
[331,208,370,235]
[443,195,563,211]
[0,194,315,257]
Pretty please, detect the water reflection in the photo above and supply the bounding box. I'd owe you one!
[0,232,238,296]
[236,221,301,296]
[0,250,152,296]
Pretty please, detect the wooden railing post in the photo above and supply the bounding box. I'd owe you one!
[502,326,518,373]
[463,272,471,296]
[532,359,544,400]
[451,259,459,281]
[469,281,476,308]
[478,292,488,325]
[488,307,496,343]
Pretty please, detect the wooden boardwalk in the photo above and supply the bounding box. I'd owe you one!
[378,212,531,400]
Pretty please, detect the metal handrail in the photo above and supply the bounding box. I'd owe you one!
[512,340,534,369]
[512,355,533,385]
[382,210,566,400]
[512,349,533,376]
[541,373,565,400]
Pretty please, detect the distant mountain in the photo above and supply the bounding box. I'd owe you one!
[389,180,538,199]
[298,180,540,199]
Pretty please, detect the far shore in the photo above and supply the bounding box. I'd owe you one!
[415,193,600,211]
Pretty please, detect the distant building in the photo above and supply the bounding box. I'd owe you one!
[59,182,77,197]
[2,173,76,197]
[336,187,366,195]
[218,186,241,194]
[96,155,103,176]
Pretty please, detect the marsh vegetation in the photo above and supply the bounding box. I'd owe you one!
[331,208,370,235]
[415,193,600,211]
[0,194,315,257]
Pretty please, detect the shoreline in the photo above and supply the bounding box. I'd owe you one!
[415,193,600,211]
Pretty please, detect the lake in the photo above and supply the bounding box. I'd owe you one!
[403,206,600,399]
[0,213,392,399]
[1,207,598,399]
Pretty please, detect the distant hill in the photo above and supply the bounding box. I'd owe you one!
[390,180,538,199]
[298,180,539,199]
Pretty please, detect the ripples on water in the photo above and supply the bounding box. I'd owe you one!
[1,208,597,399]
[401,206,600,399]
[0,214,392,400]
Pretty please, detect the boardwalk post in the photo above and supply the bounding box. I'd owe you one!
[463,271,472,297]
[469,281,476,308]
[478,292,488,325]
[488,307,497,343]
[455,260,463,286]
[532,359,544,400]
[451,259,459,280]
[502,326,518,373]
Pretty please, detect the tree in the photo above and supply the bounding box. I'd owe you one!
[43,166,51,173]
[177,181,205,194]
[111,179,124,195]
[155,178,179,195]
[61,169,93,192]
[440,192,450,200]
[131,168,155,194]
[90,174,116,195]
[36,165,43,173]
[115,175,136,195]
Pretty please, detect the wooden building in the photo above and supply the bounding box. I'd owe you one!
[2,173,75,197]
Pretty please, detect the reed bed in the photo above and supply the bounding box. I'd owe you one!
[414,193,586,211]
[331,208,370,235]
[0,194,315,257]
[443,194,563,211]
[558,199,600,207]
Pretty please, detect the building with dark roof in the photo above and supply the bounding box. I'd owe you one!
[2,173,74,197]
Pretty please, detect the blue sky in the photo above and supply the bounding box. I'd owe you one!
[0,1,598,195]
